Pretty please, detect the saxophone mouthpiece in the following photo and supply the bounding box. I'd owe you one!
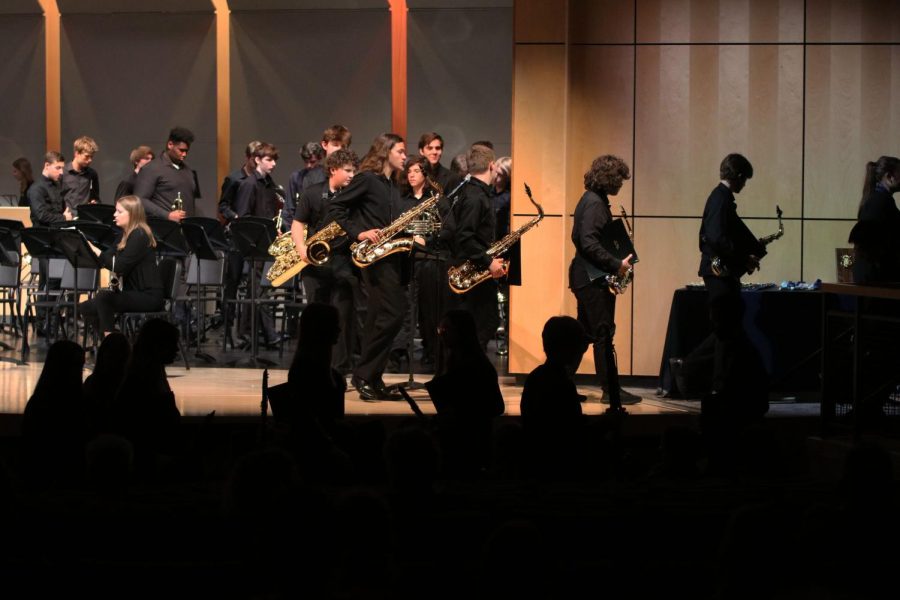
[524,182,532,198]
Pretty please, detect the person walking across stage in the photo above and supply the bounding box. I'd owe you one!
[80,195,164,337]
[291,148,359,374]
[569,154,639,412]
[114,145,154,201]
[328,133,408,401]
[443,144,506,351]
[60,136,100,214]
[849,155,900,284]
[133,126,200,222]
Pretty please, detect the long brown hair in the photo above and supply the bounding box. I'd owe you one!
[359,133,404,183]
[12,157,34,195]
[116,196,156,251]
[584,155,630,195]
[860,156,900,216]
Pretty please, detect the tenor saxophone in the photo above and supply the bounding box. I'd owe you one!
[265,215,346,287]
[350,179,443,268]
[448,182,543,294]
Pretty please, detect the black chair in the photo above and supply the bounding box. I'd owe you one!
[180,222,226,363]
[0,226,25,361]
[76,203,115,225]
[228,217,277,367]
[21,227,67,352]
[117,257,190,370]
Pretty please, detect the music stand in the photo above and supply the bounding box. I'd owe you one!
[73,222,120,252]
[181,222,223,363]
[229,217,277,367]
[20,227,65,355]
[0,226,24,362]
[76,203,115,225]
[182,216,231,253]
[55,229,101,344]
[147,217,189,258]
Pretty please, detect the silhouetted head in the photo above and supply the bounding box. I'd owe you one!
[93,332,131,378]
[541,316,589,370]
[133,319,179,366]
[33,340,84,399]
[438,309,482,357]
[298,302,340,348]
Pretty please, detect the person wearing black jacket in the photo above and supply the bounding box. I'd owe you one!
[28,151,73,227]
[283,125,351,231]
[328,133,408,401]
[848,155,900,284]
[80,195,164,336]
[444,145,506,350]
[293,148,359,374]
[569,154,637,411]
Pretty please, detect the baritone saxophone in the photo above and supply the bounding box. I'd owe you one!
[265,215,346,287]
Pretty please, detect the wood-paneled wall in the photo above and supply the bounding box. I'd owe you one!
[510,0,900,376]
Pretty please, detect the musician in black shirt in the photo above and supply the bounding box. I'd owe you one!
[80,196,164,336]
[418,132,460,192]
[28,152,72,227]
[114,145,154,201]
[283,125,351,231]
[444,144,505,349]
[328,133,408,401]
[569,155,638,411]
[60,136,100,213]
[133,127,198,221]
[849,155,900,284]
[293,148,359,373]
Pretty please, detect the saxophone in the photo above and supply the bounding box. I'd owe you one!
[350,180,443,268]
[265,214,346,287]
[448,182,543,294]
[711,205,783,277]
[606,206,635,295]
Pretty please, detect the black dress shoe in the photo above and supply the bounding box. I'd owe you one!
[352,376,385,401]
[375,381,403,400]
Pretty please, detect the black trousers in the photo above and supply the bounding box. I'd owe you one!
[354,256,408,383]
[416,258,446,363]
[302,253,357,374]
[573,281,621,407]
[79,289,165,333]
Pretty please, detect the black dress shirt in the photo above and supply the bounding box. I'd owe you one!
[60,162,100,210]
[114,171,137,201]
[425,161,461,195]
[218,166,252,223]
[327,171,403,242]
[283,165,327,228]
[296,181,339,238]
[28,175,67,227]
[133,152,200,218]
[444,177,496,269]
[232,171,281,219]
[569,190,621,291]
[698,183,764,278]
[100,228,162,293]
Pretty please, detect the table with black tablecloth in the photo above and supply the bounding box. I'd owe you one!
[657,286,822,396]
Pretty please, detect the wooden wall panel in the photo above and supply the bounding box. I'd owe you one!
[803,220,856,283]
[636,0,804,43]
[634,44,803,218]
[569,0,634,44]
[514,0,566,43]
[807,0,900,43]
[804,44,900,218]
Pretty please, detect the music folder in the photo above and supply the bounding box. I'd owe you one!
[584,218,638,282]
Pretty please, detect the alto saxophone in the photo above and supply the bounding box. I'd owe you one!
[448,182,544,294]
[350,179,443,268]
[606,206,635,295]
[711,205,783,277]
[265,213,346,287]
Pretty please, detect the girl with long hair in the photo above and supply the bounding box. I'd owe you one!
[849,156,900,283]
[12,157,34,206]
[80,195,164,336]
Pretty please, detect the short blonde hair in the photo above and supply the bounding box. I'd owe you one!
[74,136,99,155]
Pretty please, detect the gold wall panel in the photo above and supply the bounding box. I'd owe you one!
[804,44,900,219]
[636,0,804,43]
[509,214,568,374]
[514,0,567,43]
[568,0,634,44]
[566,44,635,215]
[803,219,857,283]
[807,0,900,43]
[634,44,803,218]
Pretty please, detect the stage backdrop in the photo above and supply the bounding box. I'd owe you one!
[510,0,900,376]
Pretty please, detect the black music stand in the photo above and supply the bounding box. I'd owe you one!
[72,221,120,252]
[182,216,230,253]
[76,203,115,225]
[147,217,189,258]
[20,227,65,355]
[181,222,222,364]
[55,229,101,344]
[229,217,277,367]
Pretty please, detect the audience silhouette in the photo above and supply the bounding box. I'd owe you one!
[83,331,131,433]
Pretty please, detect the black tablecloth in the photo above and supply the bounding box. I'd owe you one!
[657,287,822,395]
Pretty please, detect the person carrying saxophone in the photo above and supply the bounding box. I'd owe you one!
[569,154,640,411]
[327,133,408,401]
[443,144,506,350]
[291,148,359,375]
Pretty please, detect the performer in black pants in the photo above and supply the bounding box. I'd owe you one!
[328,133,408,401]
[569,154,638,411]
[444,145,506,350]
[292,148,359,374]
[80,196,164,336]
